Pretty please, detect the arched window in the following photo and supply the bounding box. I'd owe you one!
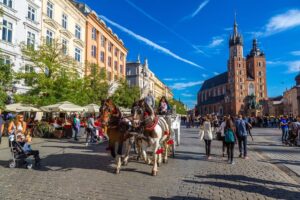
[248,83,255,95]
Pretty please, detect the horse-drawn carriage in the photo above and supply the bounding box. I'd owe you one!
[100,98,181,176]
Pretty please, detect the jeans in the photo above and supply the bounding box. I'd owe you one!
[238,135,247,157]
[74,128,79,140]
[281,128,289,142]
[204,139,212,157]
[226,142,235,162]
[0,132,2,144]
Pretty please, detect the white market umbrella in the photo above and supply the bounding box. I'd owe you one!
[5,103,41,112]
[40,101,86,112]
[84,104,100,113]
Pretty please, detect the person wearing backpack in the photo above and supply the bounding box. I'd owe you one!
[199,115,213,160]
[235,115,249,159]
[224,118,237,164]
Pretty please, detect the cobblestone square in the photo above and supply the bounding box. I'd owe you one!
[0,127,299,200]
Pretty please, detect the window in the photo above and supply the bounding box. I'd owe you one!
[46,29,53,44]
[114,48,119,57]
[114,75,118,81]
[260,85,263,90]
[92,28,97,40]
[100,51,105,63]
[62,14,68,29]
[0,57,11,65]
[259,78,262,83]
[91,45,96,58]
[75,25,81,40]
[2,0,12,8]
[75,48,81,62]
[120,64,123,74]
[120,52,124,60]
[101,35,106,47]
[24,65,34,85]
[108,42,112,52]
[62,38,68,55]
[260,92,263,98]
[27,6,36,21]
[47,1,54,19]
[258,71,262,76]
[27,31,35,49]
[2,19,13,43]
[114,61,118,71]
[108,56,112,67]
[248,83,255,95]
[107,71,111,81]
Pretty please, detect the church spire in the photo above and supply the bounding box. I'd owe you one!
[233,12,238,36]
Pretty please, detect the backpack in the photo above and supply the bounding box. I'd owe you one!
[237,120,247,136]
[225,128,235,143]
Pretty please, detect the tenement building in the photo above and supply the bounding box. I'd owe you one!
[41,0,87,75]
[126,57,173,100]
[73,2,127,81]
[197,18,268,116]
[0,0,42,92]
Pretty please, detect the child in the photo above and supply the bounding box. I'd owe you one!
[16,134,41,166]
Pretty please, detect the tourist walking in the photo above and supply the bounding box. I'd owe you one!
[235,115,249,159]
[219,116,227,157]
[280,115,289,144]
[199,116,213,160]
[224,118,237,164]
[72,113,80,141]
[0,109,4,144]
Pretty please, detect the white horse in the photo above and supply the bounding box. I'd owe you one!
[131,99,170,176]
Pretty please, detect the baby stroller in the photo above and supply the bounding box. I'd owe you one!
[8,134,41,169]
[286,122,299,146]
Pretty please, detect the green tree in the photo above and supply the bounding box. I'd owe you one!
[112,80,140,108]
[15,40,80,106]
[169,98,187,115]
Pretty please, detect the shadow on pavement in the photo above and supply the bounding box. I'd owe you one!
[149,196,209,200]
[183,174,300,199]
[259,159,300,167]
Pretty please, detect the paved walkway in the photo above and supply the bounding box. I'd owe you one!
[0,127,299,200]
[249,128,300,177]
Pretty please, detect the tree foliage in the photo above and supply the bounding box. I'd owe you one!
[112,80,140,108]
[13,40,140,108]
[169,98,187,115]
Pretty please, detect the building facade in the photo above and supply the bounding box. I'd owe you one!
[73,2,127,81]
[126,57,173,100]
[281,74,300,117]
[197,17,268,116]
[0,0,42,92]
[41,0,86,75]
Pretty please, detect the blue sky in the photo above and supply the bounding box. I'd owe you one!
[79,0,300,108]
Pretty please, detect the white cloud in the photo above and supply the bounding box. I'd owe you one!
[207,37,224,48]
[181,93,194,97]
[181,0,210,21]
[265,9,300,35]
[287,61,300,73]
[124,0,206,55]
[256,9,300,37]
[213,72,220,75]
[224,27,233,31]
[163,78,186,81]
[202,74,208,78]
[291,51,300,56]
[100,15,203,69]
[170,81,204,90]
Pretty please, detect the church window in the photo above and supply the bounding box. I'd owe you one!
[248,83,255,95]
[239,70,242,75]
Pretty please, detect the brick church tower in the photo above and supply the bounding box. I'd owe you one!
[228,16,246,115]
[227,16,267,115]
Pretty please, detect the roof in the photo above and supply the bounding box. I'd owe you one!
[199,95,225,106]
[200,72,228,91]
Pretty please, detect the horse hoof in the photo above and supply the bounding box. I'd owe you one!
[115,169,120,174]
[136,156,140,161]
[158,162,162,167]
[152,170,158,176]
[122,161,128,166]
[163,159,168,164]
